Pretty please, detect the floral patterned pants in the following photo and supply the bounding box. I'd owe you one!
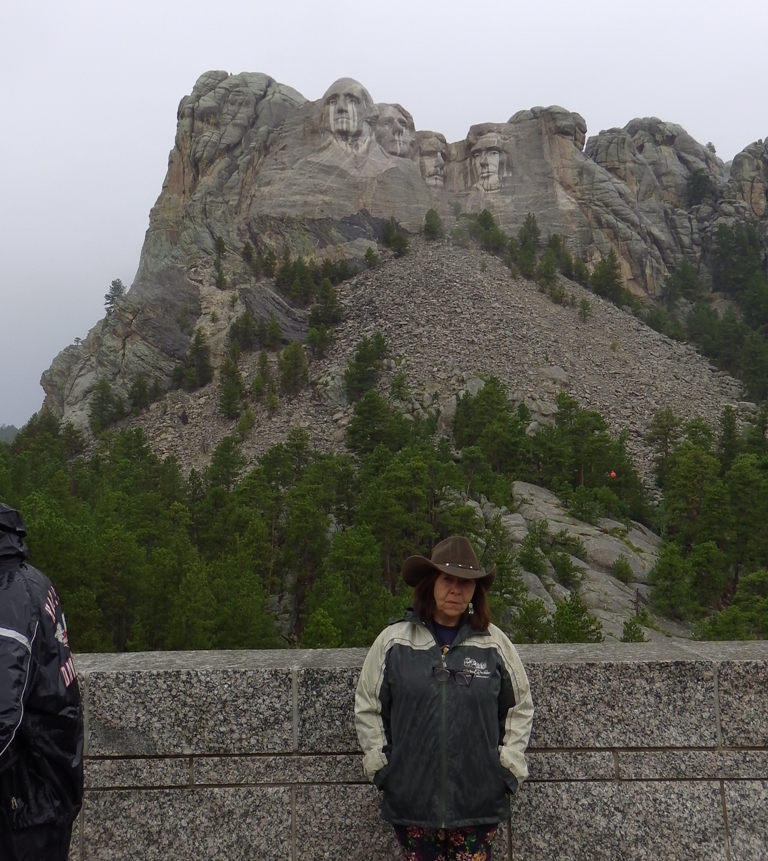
[393,823,498,861]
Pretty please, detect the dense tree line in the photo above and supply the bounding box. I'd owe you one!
[644,404,768,638]
[2,365,677,652]
[0,425,19,444]
[643,223,768,402]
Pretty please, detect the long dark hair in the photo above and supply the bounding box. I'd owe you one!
[413,572,492,631]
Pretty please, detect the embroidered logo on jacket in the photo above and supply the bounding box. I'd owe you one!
[463,657,492,678]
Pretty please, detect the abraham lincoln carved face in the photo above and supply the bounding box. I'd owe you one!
[471,134,503,192]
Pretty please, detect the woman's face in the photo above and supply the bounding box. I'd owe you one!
[433,573,476,627]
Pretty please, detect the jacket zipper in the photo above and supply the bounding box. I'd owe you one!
[11,796,17,825]
[440,649,448,828]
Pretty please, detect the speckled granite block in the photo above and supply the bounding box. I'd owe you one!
[511,781,728,860]
[86,757,190,788]
[295,784,399,860]
[82,787,290,860]
[296,666,361,752]
[527,751,615,781]
[718,662,768,747]
[85,668,293,755]
[619,750,768,780]
[725,780,768,861]
[526,660,717,748]
[193,753,363,784]
[294,784,509,860]
[68,812,82,861]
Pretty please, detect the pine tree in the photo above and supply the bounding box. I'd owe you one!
[278,342,309,396]
[218,357,245,419]
[423,208,444,240]
[590,249,624,303]
[550,592,604,643]
[620,616,648,642]
[104,279,126,316]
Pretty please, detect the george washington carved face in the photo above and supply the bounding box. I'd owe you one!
[321,78,374,141]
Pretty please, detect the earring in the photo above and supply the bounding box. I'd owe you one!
[468,602,474,615]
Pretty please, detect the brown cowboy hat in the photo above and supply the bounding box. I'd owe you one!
[402,536,496,588]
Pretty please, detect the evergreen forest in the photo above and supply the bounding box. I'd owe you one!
[4,370,768,652]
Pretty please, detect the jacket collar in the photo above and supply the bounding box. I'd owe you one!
[402,607,488,649]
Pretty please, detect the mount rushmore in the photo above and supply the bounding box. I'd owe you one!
[41,70,767,425]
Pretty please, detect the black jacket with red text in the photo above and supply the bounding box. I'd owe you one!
[0,513,84,831]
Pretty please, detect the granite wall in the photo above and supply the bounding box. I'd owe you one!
[70,642,768,860]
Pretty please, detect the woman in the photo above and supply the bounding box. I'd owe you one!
[355,536,533,861]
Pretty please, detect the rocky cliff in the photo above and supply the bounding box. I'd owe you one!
[41,70,767,433]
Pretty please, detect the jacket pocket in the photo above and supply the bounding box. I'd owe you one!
[373,763,391,790]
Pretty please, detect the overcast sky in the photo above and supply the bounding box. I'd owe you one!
[1,0,766,428]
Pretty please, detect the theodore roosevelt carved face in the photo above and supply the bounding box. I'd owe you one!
[321,78,374,142]
[375,104,415,158]
[417,131,448,187]
[471,134,503,192]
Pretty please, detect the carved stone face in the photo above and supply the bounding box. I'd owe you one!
[471,134,503,192]
[375,104,414,158]
[418,132,448,187]
[321,78,373,141]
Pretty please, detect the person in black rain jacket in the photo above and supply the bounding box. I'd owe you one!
[355,536,533,860]
[0,503,84,861]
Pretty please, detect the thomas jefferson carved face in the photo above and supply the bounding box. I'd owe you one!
[417,132,448,187]
[321,78,374,141]
[471,134,503,192]
[375,104,414,158]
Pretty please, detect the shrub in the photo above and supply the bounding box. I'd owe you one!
[517,534,547,576]
[364,247,380,269]
[552,530,587,560]
[389,371,409,401]
[612,554,634,584]
[620,617,648,642]
[423,208,444,240]
[382,219,409,257]
[686,168,716,207]
[550,551,583,588]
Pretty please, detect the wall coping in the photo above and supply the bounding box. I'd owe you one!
[74,640,768,674]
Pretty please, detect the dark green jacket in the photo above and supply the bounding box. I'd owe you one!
[355,610,533,828]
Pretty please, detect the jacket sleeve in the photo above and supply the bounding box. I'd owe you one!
[493,626,534,789]
[354,628,392,785]
[0,596,37,769]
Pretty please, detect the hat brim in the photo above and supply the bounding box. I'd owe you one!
[402,555,496,588]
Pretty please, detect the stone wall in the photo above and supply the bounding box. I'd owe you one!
[70,642,768,860]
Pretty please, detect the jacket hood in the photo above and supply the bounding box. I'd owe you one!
[0,503,29,561]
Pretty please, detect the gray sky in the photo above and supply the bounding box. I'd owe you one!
[2,0,766,428]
